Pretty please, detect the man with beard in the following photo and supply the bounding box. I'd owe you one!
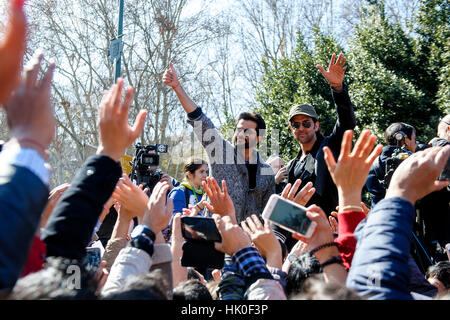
[286,53,356,218]
[163,63,275,223]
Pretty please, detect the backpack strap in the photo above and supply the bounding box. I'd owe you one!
[180,185,190,208]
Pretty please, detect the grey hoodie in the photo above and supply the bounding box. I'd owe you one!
[187,108,275,224]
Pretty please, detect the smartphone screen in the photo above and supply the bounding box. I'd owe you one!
[267,197,313,236]
[181,216,222,242]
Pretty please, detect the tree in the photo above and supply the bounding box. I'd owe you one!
[414,0,450,115]
[255,31,344,161]
[347,4,441,141]
[21,0,222,187]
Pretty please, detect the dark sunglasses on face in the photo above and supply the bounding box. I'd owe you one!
[291,120,313,130]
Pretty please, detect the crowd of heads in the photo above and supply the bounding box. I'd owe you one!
[0,0,449,302]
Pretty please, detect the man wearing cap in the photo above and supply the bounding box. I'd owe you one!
[285,53,356,219]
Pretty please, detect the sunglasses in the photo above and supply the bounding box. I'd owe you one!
[291,120,313,130]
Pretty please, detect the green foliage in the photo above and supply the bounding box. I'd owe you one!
[256,1,449,158]
[255,31,344,161]
[348,5,438,141]
[414,0,450,114]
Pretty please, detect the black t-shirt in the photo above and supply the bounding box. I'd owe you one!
[245,162,258,190]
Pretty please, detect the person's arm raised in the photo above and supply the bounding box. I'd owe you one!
[162,62,198,114]
[96,78,147,162]
[324,129,383,211]
[0,0,27,105]
[317,53,346,92]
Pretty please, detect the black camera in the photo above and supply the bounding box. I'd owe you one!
[382,132,412,188]
[129,143,168,193]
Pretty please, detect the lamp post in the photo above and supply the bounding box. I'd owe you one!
[109,0,124,82]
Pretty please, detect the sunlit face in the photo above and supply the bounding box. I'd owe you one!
[233,119,260,151]
[290,114,319,145]
[187,164,208,189]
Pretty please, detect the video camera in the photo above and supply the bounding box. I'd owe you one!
[382,131,412,188]
[129,143,168,193]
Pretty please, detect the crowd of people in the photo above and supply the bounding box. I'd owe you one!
[1,0,449,301]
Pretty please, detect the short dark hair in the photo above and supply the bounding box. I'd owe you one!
[384,122,416,146]
[426,261,450,289]
[285,252,322,297]
[236,112,266,137]
[183,158,207,176]
[173,279,213,301]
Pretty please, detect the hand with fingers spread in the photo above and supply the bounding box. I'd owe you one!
[202,177,237,224]
[323,129,383,211]
[212,214,251,256]
[96,78,148,162]
[112,174,149,221]
[4,50,56,160]
[142,181,174,234]
[280,179,316,207]
[386,145,450,205]
[317,53,347,92]
[0,0,27,105]
[241,214,282,269]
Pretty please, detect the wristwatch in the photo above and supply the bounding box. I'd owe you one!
[287,254,297,263]
[129,224,156,257]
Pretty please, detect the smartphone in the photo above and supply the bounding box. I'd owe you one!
[262,194,316,238]
[180,216,222,242]
[83,247,101,270]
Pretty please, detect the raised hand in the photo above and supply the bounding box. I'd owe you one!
[241,214,282,269]
[5,50,56,160]
[280,179,316,207]
[212,214,251,256]
[323,129,383,210]
[316,53,347,91]
[112,174,149,221]
[0,0,27,104]
[162,61,180,90]
[202,177,237,224]
[96,78,147,162]
[142,181,174,234]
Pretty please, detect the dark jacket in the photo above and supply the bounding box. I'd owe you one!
[366,145,397,207]
[42,155,122,260]
[347,197,416,300]
[0,164,49,291]
[286,85,356,217]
